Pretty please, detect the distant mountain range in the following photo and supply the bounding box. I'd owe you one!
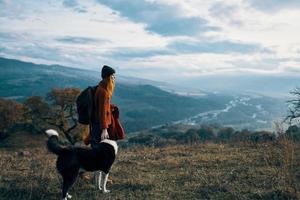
[0,57,288,132]
[0,57,224,132]
[181,73,300,98]
[0,57,165,99]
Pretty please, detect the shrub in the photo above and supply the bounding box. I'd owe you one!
[285,125,300,141]
[232,129,252,142]
[184,129,200,144]
[250,131,275,143]
[0,98,25,139]
[197,126,215,141]
[217,127,235,141]
[128,134,164,147]
[160,131,183,140]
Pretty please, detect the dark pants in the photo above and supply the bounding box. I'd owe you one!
[90,123,101,149]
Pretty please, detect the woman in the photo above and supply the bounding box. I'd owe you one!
[91,65,115,148]
[80,65,116,180]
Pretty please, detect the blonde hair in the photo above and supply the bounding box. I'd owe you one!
[105,75,115,99]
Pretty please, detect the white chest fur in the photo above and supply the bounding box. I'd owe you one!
[100,139,118,155]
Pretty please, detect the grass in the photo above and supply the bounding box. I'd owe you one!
[0,140,299,199]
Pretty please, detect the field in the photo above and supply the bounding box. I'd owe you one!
[0,138,299,200]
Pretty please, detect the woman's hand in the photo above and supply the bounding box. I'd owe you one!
[101,129,109,140]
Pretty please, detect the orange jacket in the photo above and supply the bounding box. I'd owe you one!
[94,81,111,129]
[83,103,125,145]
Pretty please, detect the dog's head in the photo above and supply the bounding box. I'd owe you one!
[101,139,118,155]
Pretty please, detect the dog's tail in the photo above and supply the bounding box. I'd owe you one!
[46,129,64,155]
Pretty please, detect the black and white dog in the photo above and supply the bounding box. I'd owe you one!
[46,129,118,200]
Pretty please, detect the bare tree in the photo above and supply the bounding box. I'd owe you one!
[47,88,81,144]
[24,96,51,132]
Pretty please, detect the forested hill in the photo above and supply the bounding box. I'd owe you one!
[0,57,227,132]
[0,57,99,99]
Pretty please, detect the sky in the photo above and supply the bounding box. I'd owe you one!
[1,0,300,82]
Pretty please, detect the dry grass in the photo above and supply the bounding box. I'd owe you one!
[0,141,299,200]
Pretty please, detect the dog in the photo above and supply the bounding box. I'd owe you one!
[45,129,118,200]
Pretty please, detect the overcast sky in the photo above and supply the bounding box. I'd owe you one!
[1,0,300,82]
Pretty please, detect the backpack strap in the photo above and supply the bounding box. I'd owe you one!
[89,123,92,143]
[91,85,98,123]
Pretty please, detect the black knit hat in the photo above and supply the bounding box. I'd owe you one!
[101,65,115,79]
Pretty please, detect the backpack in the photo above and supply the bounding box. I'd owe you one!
[76,86,98,124]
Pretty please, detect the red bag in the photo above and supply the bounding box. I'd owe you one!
[108,104,125,140]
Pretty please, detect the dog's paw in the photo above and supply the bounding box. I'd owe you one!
[98,186,102,191]
[102,189,110,194]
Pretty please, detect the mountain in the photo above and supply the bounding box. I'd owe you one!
[0,57,166,99]
[0,57,288,132]
[180,73,300,98]
[0,57,225,132]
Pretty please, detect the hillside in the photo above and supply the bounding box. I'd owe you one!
[0,58,298,199]
[0,141,299,199]
[0,57,174,100]
[0,57,226,132]
[0,57,287,132]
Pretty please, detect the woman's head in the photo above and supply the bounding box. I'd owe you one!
[101,65,116,98]
[101,65,115,80]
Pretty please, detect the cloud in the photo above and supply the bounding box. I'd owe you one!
[1,44,64,63]
[228,57,281,72]
[104,47,172,59]
[168,40,264,54]
[247,0,300,12]
[96,0,219,36]
[0,32,18,40]
[56,36,109,44]
[103,39,268,61]
[74,7,87,13]
[279,61,300,73]
[108,53,236,79]
[63,0,78,8]
[0,35,83,67]
[1,0,300,82]
[209,3,243,26]
[62,0,87,13]
[0,0,30,19]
